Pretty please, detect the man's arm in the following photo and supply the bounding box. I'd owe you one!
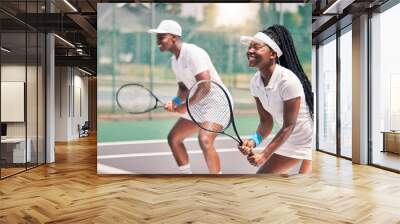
[174,70,210,113]
[176,81,188,102]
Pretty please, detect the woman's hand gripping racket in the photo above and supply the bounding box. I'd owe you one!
[116,83,165,114]
[186,80,253,155]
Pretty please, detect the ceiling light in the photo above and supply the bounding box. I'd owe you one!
[54,34,75,48]
[1,47,11,53]
[322,0,354,15]
[63,0,78,12]
[78,67,93,76]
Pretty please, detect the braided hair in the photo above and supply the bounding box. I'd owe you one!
[262,25,314,119]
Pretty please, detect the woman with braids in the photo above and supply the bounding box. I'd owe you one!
[238,25,314,174]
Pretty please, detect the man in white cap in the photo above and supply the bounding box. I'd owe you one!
[148,20,229,174]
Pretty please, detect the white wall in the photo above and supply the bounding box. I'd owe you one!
[1,64,46,164]
[71,73,89,138]
[1,65,26,81]
[55,66,69,141]
[1,65,26,138]
[55,67,89,141]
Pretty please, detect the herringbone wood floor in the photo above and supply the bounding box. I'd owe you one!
[1,135,400,223]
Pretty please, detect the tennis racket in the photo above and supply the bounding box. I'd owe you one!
[116,83,165,114]
[186,80,244,146]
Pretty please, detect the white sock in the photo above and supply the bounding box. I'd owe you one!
[217,171,222,174]
[178,164,192,174]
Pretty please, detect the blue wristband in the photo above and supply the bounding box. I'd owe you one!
[172,96,182,105]
[250,132,262,147]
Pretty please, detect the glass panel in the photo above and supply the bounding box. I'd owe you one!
[312,45,317,151]
[1,30,27,177]
[0,1,26,13]
[27,31,38,169]
[317,36,337,154]
[371,3,400,171]
[0,1,47,178]
[26,0,39,169]
[38,32,45,165]
[339,28,352,158]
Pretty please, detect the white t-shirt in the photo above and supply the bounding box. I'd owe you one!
[250,64,313,160]
[171,43,229,122]
[171,43,223,89]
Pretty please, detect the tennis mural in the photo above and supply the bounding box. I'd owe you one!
[97,3,313,174]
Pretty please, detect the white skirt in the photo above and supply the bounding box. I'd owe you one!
[274,143,313,161]
[273,117,313,161]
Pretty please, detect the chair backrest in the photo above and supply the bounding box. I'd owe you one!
[82,121,90,129]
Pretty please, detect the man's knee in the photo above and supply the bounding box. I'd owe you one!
[168,132,181,146]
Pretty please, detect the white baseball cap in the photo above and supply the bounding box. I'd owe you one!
[148,20,182,36]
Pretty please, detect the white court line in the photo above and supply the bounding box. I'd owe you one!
[98,138,171,146]
[97,163,134,174]
[98,135,251,147]
[98,147,262,159]
[98,148,235,159]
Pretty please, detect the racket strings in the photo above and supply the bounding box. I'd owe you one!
[188,82,232,132]
[117,85,157,113]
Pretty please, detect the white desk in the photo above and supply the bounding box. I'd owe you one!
[1,138,31,163]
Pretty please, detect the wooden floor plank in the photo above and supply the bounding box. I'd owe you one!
[0,135,400,223]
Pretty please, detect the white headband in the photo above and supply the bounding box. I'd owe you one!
[240,32,282,57]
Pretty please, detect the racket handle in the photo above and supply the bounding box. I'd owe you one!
[238,140,254,156]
